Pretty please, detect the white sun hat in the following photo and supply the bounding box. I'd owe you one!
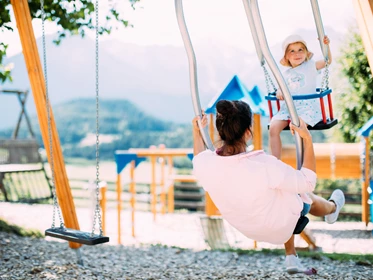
[280,34,314,67]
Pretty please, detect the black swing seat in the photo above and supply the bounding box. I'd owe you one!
[293,216,309,234]
[45,227,109,245]
[284,118,338,131]
[267,118,338,131]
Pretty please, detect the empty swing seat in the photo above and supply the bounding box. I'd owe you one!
[45,227,109,245]
[265,89,338,130]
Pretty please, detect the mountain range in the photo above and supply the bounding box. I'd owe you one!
[1,27,344,130]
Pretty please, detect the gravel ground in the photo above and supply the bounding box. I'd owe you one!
[1,231,372,280]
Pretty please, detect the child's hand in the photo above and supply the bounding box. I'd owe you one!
[276,89,284,100]
[319,35,330,45]
[323,35,330,45]
[192,113,208,133]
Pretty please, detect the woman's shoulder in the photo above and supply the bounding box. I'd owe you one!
[240,150,273,161]
[193,149,216,162]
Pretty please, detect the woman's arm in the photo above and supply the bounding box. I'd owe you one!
[269,118,316,194]
[316,35,332,70]
[289,118,316,172]
[193,114,208,156]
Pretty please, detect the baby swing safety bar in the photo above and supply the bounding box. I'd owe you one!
[42,0,109,246]
[265,89,338,130]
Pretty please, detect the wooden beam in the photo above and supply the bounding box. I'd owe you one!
[205,192,220,216]
[353,0,373,71]
[253,113,262,150]
[116,174,122,244]
[10,0,81,249]
[209,114,215,143]
[130,160,136,237]
[362,137,370,225]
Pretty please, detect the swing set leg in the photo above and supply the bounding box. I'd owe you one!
[300,230,317,250]
[75,248,84,266]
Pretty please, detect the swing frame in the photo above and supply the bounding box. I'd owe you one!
[40,0,109,246]
[10,0,108,249]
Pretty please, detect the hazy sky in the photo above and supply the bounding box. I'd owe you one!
[3,0,357,57]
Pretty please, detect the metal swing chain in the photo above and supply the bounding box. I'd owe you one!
[262,65,277,94]
[40,0,64,229]
[320,60,329,92]
[91,0,104,237]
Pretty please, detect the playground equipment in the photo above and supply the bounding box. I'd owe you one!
[357,116,373,225]
[265,89,337,130]
[245,0,338,131]
[37,0,109,248]
[4,0,372,258]
[204,75,267,150]
[175,0,373,250]
[0,89,52,203]
[0,139,52,203]
[7,0,108,265]
[174,0,320,249]
[0,89,34,139]
[114,146,231,249]
[282,142,370,223]
[10,0,82,251]
[114,147,192,243]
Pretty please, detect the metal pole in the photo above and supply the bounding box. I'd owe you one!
[310,0,329,61]
[174,0,214,151]
[249,0,303,168]
[242,0,265,66]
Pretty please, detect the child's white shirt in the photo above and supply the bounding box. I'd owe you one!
[272,60,323,126]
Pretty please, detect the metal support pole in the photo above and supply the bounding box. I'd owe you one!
[174,0,214,151]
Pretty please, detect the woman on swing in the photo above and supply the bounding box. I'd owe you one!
[192,100,345,275]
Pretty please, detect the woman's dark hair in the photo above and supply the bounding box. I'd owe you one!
[215,100,253,154]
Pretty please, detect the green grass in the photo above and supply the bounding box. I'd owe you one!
[146,244,372,266]
[64,157,96,166]
[220,247,373,266]
[0,218,43,238]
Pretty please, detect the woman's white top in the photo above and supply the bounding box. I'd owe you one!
[193,150,316,244]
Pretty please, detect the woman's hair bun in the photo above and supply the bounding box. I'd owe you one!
[216,100,236,116]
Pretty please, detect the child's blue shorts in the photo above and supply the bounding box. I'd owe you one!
[301,203,311,216]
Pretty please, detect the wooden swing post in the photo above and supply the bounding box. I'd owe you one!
[10,0,81,249]
[253,113,262,150]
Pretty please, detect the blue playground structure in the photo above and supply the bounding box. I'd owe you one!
[357,116,373,223]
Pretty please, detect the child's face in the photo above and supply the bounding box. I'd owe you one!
[285,42,307,67]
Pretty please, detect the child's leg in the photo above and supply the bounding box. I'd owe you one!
[269,120,289,159]
[307,192,336,216]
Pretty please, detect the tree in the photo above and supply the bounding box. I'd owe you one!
[337,28,373,145]
[0,0,140,83]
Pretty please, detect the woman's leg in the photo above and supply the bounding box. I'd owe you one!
[307,192,336,216]
[284,235,296,256]
[269,120,289,159]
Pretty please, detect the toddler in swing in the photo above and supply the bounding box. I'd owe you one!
[270,34,332,159]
